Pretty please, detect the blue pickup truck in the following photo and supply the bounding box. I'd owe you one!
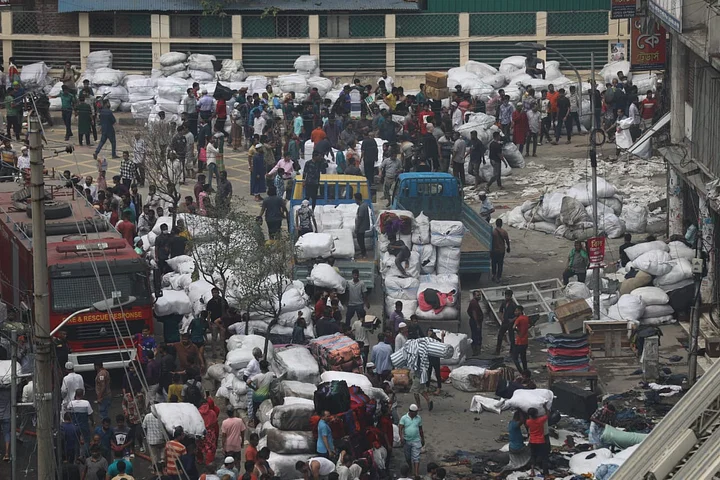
[390,172,492,275]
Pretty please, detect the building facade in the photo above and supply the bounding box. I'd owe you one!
[650,1,720,309]
[1,0,630,83]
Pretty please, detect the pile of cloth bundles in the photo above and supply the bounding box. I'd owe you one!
[376,210,414,253]
[86,50,113,71]
[451,366,514,393]
[309,263,347,293]
[294,54,320,77]
[215,370,248,410]
[156,76,192,114]
[545,333,590,372]
[295,232,334,260]
[159,51,189,77]
[225,334,274,370]
[620,240,693,297]
[380,250,420,279]
[413,243,437,275]
[384,276,420,320]
[21,62,51,89]
[126,75,158,119]
[432,329,470,365]
[624,286,675,326]
[154,289,192,317]
[415,274,459,321]
[411,212,431,245]
[186,53,217,81]
[309,333,362,372]
[496,388,554,412]
[153,403,206,437]
[272,346,320,384]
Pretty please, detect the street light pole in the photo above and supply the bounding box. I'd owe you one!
[590,53,601,319]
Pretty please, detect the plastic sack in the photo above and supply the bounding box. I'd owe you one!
[269,402,315,433]
[266,429,315,454]
[450,366,488,392]
[615,294,646,321]
[569,449,613,475]
[430,220,465,247]
[668,241,694,260]
[206,363,230,382]
[599,213,626,239]
[600,61,632,84]
[20,62,50,87]
[632,250,673,277]
[502,143,525,169]
[480,73,506,89]
[87,50,113,69]
[622,204,649,233]
[384,276,420,301]
[499,56,527,75]
[499,388,554,412]
[380,250,420,278]
[436,330,470,365]
[565,282,591,300]
[601,425,648,448]
[469,394,502,414]
[280,381,317,400]
[643,304,674,318]
[225,334,274,369]
[277,74,308,93]
[412,212,431,245]
[631,286,670,305]
[307,76,333,97]
[654,258,693,286]
[268,453,311,480]
[320,371,373,390]
[435,246,460,275]
[540,192,565,221]
[464,60,497,77]
[324,229,354,259]
[625,241,670,261]
[295,233,334,260]
[154,290,192,316]
[294,55,318,73]
[309,263,347,293]
[166,255,195,274]
[153,403,206,437]
[273,347,320,384]
[413,243,437,274]
[160,52,188,67]
[559,196,591,226]
[92,67,126,86]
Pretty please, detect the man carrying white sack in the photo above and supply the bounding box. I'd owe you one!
[243,348,263,427]
[60,362,84,416]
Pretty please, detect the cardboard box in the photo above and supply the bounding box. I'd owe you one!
[425,71,448,88]
[425,85,450,100]
[555,298,593,333]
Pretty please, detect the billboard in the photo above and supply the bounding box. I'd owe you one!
[649,0,682,32]
[631,18,668,70]
[611,0,644,19]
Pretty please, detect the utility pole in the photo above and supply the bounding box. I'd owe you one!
[688,230,704,385]
[10,329,17,480]
[590,52,601,319]
[29,115,54,480]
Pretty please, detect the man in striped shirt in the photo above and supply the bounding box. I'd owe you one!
[164,426,187,479]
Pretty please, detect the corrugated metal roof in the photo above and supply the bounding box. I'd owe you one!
[59,0,420,13]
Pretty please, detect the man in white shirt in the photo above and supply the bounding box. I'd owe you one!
[296,456,336,480]
[252,109,266,137]
[132,132,146,187]
[378,69,394,92]
[60,362,85,415]
[243,348,263,423]
[82,175,97,201]
[395,322,409,352]
[17,146,30,170]
[451,102,464,131]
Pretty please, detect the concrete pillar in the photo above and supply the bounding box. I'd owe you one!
[698,197,715,303]
[670,34,687,144]
[232,15,243,60]
[535,12,548,61]
[459,13,469,64]
[309,15,320,57]
[151,14,163,68]
[1,11,11,69]
[79,13,90,71]
[158,14,171,57]
[385,14,396,75]
[667,165,684,236]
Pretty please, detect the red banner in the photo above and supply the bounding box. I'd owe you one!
[587,237,606,266]
[631,18,667,70]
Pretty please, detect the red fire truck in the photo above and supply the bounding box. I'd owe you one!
[0,183,153,371]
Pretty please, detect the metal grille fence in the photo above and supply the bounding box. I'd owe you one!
[547,11,609,35]
[12,11,79,35]
[169,42,233,60]
[89,13,151,37]
[320,43,386,72]
[469,41,528,67]
[170,14,232,38]
[469,12,536,36]
[546,40,609,69]
[242,43,310,72]
[89,42,153,71]
[396,13,459,37]
[242,15,309,38]
[13,40,80,68]
[319,14,385,38]
[395,42,459,71]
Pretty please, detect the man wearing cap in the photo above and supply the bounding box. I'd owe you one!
[478,191,495,223]
[399,404,425,477]
[451,102,463,131]
[395,322,409,352]
[217,456,239,480]
[17,145,30,177]
[364,362,381,388]
[61,362,84,415]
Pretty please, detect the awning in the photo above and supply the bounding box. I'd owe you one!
[627,112,670,159]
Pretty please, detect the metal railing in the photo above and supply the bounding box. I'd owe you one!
[242,15,309,39]
[469,12,536,36]
[396,13,459,37]
[88,13,151,37]
[169,42,233,60]
[169,14,232,38]
[547,11,609,35]
[12,40,81,67]
[319,14,386,38]
[12,11,79,35]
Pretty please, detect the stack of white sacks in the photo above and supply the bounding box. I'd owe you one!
[379,210,464,324]
[270,55,333,108]
[580,240,694,327]
[504,177,658,240]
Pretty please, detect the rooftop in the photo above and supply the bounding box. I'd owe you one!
[59,0,420,13]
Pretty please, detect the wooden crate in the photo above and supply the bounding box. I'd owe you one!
[555,298,592,333]
[425,85,450,100]
[425,71,448,89]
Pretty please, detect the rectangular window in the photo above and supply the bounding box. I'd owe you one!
[51,272,150,313]
[242,15,309,38]
[170,15,231,38]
